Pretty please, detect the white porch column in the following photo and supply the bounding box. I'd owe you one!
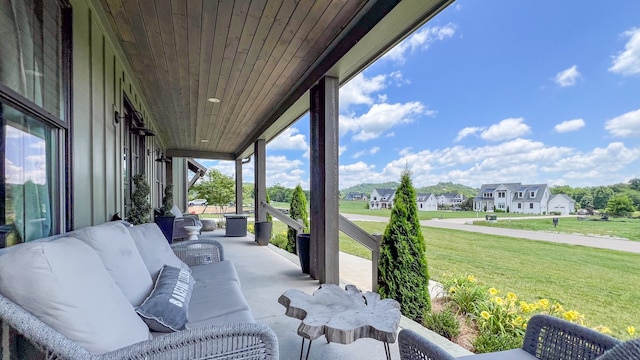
[254,139,267,222]
[309,76,339,284]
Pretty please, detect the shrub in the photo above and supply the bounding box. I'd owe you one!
[287,185,309,253]
[378,169,431,322]
[473,332,522,353]
[442,275,487,316]
[271,230,288,249]
[423,309,460,340]
[127,174,151,225]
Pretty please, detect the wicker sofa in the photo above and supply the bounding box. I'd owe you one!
[398,314,622,360]
[0,221,278,359]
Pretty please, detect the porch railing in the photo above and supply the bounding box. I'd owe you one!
[338,215,382,292]
[260,201,382,292]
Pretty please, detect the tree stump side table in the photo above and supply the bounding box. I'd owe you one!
[278,284,401,360]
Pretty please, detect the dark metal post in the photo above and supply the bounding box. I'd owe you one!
[254,139,266,222]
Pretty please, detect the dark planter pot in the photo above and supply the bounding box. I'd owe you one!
[296,233,311,274]
[254,221,272,246]
[154,215,175,244]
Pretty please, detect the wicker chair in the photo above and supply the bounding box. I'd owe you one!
[399,314,620,360]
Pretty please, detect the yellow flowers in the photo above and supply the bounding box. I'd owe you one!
[562,310,581,322]
[488,287,499,296]
[506,292,518,302]
[627,326,636,337]
[537,299,550,310]
[467,275,477,283]
[480,311,491,320]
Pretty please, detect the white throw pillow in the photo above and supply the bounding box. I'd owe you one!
[128,223,190,280]
[0,237,150,354]
[170,205,183,218]
[75,222,153,306]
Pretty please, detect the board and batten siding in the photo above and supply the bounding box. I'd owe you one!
[70,0,185,229]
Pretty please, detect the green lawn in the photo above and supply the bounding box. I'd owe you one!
[336,221,640,337]
[338,200,535,220]
[261,215,640,336]
[474,217,640,241]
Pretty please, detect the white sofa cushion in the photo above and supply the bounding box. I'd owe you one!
[128,223,189,280]
[75,222,153,306]
[0,237,150,354]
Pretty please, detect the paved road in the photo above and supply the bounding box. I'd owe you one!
[342,214,640,254]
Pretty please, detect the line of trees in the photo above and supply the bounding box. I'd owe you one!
[551,178,640,215]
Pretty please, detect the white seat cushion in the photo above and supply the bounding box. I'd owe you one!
[75,222,153,306]
[128,223,189,280]
[0,237,150,354]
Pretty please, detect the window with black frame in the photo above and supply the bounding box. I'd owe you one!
[0,0,70,246]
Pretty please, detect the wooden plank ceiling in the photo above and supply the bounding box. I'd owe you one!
[98,0,452,160]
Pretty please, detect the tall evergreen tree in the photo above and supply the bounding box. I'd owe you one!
[287,184,309,254]
[378,169,431,322]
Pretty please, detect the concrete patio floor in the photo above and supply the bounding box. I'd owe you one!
[196,229,471,359]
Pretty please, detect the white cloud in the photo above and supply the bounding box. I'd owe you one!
[383,23,456,64]
[455,126,485,142]
[554,65,581,87]
[352,146,381,159]
[340,73,387,110]
[339,146,348,156]
[340,102,426,141]
[554,118,585,133]
[605,108,640,137]
[339,161,381,188]
[267,127,308,150]
[347,138,640,189]
[480,118,531,141]
[609,28,640,76]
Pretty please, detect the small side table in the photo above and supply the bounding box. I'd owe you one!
[279,284,401,360]
[183,225,201,241]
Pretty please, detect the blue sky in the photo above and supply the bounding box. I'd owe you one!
[200,0,640,190]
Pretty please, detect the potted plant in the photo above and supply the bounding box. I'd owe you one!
[255,193,273,246]
[154,185,175,243]
[127,174,151,225]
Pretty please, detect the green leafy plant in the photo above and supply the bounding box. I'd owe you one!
[378,169,431,322]
[127,174,151,225]
[287,184,309,254]
[423,309,460,340]
[160,184,173,215]
[442,274,487,315]
[473,332,522,354]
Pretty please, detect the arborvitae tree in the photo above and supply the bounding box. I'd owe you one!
[128,174,151,225]
[287,184,309,253]
[378,169,431,323]
[161,184,173,215]
[266,192,273,223]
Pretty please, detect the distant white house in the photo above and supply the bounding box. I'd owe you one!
[369,189,395,210]
[548,194,576,215]
[344,192,368,201]
[473,183,575,215]
[436,193,465,207]
[417,193,438,211]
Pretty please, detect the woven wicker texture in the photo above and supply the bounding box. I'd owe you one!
[171,239,224,265]
[398,315,621,360]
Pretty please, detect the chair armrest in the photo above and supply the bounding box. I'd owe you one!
[523,314,620,359]
[99,323,279,360]
[174,216,198,227]
[399,329,456,360]
[171,239,225,264]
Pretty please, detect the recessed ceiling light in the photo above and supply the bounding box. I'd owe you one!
[207,98,221,103]
[201,139,209,143]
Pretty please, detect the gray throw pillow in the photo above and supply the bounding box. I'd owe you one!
[136,265,194,332]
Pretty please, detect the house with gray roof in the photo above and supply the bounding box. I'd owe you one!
[369,189,396,210]
[473,183,556,215]
[417,193,438,211]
